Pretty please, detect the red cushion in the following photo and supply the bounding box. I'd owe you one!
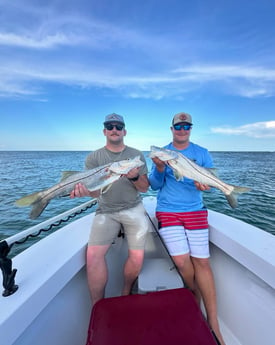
[86,288,218,345]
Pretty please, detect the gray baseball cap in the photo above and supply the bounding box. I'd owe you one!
[104,113,125,125]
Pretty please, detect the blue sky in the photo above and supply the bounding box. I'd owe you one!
[1,0,275,151]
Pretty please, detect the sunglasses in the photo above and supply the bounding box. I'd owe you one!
[105,124,124,131]
[173,124,192,131]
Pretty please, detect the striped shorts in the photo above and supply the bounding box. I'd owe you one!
[156,210,209,258]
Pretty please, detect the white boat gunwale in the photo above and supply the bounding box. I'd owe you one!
[0,196,275,345]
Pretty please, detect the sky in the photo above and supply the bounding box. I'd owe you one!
[1,0,275,152]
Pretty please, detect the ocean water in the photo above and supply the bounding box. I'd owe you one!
[0,151,274,256]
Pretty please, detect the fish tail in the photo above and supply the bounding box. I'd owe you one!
[15,191,49,219]
[15,191,42,207]
[226,186,251,208]
[29,199,49,219]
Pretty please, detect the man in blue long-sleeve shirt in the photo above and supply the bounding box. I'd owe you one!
[149,112,225,345]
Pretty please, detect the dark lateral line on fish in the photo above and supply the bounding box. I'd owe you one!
[170,156,231,193]
[33,165,112,204]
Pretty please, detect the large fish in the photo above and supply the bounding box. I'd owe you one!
[149,146,251,208]
[16,156,144,219]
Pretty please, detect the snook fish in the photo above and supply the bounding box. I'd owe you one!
[149,146,251,208]
[16,156,144,219]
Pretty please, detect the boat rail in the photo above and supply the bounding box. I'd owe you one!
[0,198,97,297]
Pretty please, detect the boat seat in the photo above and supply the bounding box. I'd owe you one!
[86,288,218,345]
[138,258,184,293]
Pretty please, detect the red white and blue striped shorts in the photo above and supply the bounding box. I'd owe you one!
[156,210,210,258]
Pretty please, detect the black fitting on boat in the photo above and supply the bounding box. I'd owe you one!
[0,241,18,297]
[118,225,125,238]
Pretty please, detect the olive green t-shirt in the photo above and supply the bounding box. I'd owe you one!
[85,146,148,214]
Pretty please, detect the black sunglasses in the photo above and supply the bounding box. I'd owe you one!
[173,124,192,131]
[104,123,124,131]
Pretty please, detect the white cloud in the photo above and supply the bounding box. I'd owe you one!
[211,121,275,138]
[0,10,158,51]
[1,57,275,100]
[174,65,275,80]
[173,65,275,98]
[0,32,76,49]
[1,3,275,100]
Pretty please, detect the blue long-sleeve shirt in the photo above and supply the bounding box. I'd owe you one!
[149,142,213,212]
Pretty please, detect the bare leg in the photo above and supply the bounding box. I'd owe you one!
[172,253,195,290]
[191,257,226,345]
[122,249,144,295]
[172,254,201,304]
[86,244,111,305]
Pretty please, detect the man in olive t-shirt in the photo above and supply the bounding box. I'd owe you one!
[70,113,150,305]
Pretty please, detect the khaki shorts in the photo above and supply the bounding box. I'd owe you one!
[88,203,149,250]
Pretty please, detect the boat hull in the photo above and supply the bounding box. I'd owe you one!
[1,196,275,345]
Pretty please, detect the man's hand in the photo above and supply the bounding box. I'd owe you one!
[125,167,140,180]
[194,181,211,191]
[152,157,166,172]
[70,183,100,198]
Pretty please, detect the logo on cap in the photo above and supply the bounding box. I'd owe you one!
[179,114,188,121]
[109,114,120,121]
[173,112,192,125]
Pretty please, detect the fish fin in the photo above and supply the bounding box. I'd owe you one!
[166,161,183,181]
[101,183,113,194]
[60,171,81,181]
[226,186,251,208]
[15,191,41,207]
[29,199,50,219]
[173,171,183,181]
